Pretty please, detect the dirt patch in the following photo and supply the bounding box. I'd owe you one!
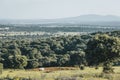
[29,67,78,72]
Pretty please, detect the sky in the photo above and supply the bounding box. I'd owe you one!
[0,0,120,19]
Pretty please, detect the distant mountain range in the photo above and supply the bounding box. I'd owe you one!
[1,14,120,25]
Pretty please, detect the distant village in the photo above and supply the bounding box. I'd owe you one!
[0,27,87,38]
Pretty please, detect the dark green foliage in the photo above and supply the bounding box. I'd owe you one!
[27,61,39,68]
[0,31,120,69]
[57,54,70,66]
[103,62,114,73]
[69,50,86,66]
[0,63,3,74]
[79,64,85,70]
[0,35,87,69]
[86,34,120,73]
[4,55,27,69]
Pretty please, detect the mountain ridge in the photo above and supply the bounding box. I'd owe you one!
[0,14,120,25]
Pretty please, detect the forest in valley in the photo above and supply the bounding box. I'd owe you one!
[0,31,120,72]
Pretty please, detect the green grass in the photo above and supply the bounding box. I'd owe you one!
[0,67,120,80]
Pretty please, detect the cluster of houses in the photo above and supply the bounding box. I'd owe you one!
[0,31,87,38]
[0,27,9,31]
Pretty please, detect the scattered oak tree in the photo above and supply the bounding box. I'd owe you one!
[86,34,120,73]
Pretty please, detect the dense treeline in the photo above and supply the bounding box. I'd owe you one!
[0,35,90,69]
[0,31,120,69]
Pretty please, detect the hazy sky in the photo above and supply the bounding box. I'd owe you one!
[0,0,120,19]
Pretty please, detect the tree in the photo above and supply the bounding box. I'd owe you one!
[57,54,70,66]
[86,34,120,73]
[69,50,86,69]
[27,61,39,68]
[5,55,27,69]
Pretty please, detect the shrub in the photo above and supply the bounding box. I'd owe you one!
[79,65,85,70]
[0,63,3,74]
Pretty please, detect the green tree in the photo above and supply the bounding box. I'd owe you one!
[27,61,39,68]
[69,50,86,68]
[57,54,70,66]
[86,34,120,73]
[5,55,27,69]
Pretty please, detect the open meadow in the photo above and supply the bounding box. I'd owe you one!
[0,67,120,80]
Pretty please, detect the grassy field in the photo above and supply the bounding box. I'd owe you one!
[0,67,120,80]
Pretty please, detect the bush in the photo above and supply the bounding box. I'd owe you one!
[0,63,3,74]
[79,65,85,70]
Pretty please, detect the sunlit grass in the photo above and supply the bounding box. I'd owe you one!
[0,67,120,80]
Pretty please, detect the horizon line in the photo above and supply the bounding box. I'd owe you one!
[0,14,120,20]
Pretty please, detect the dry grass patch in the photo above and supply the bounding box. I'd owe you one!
[0,67,120,80]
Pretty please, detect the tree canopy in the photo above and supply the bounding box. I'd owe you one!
[86,34,120,73]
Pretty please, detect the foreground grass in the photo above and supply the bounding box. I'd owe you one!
[0,67,120,80]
